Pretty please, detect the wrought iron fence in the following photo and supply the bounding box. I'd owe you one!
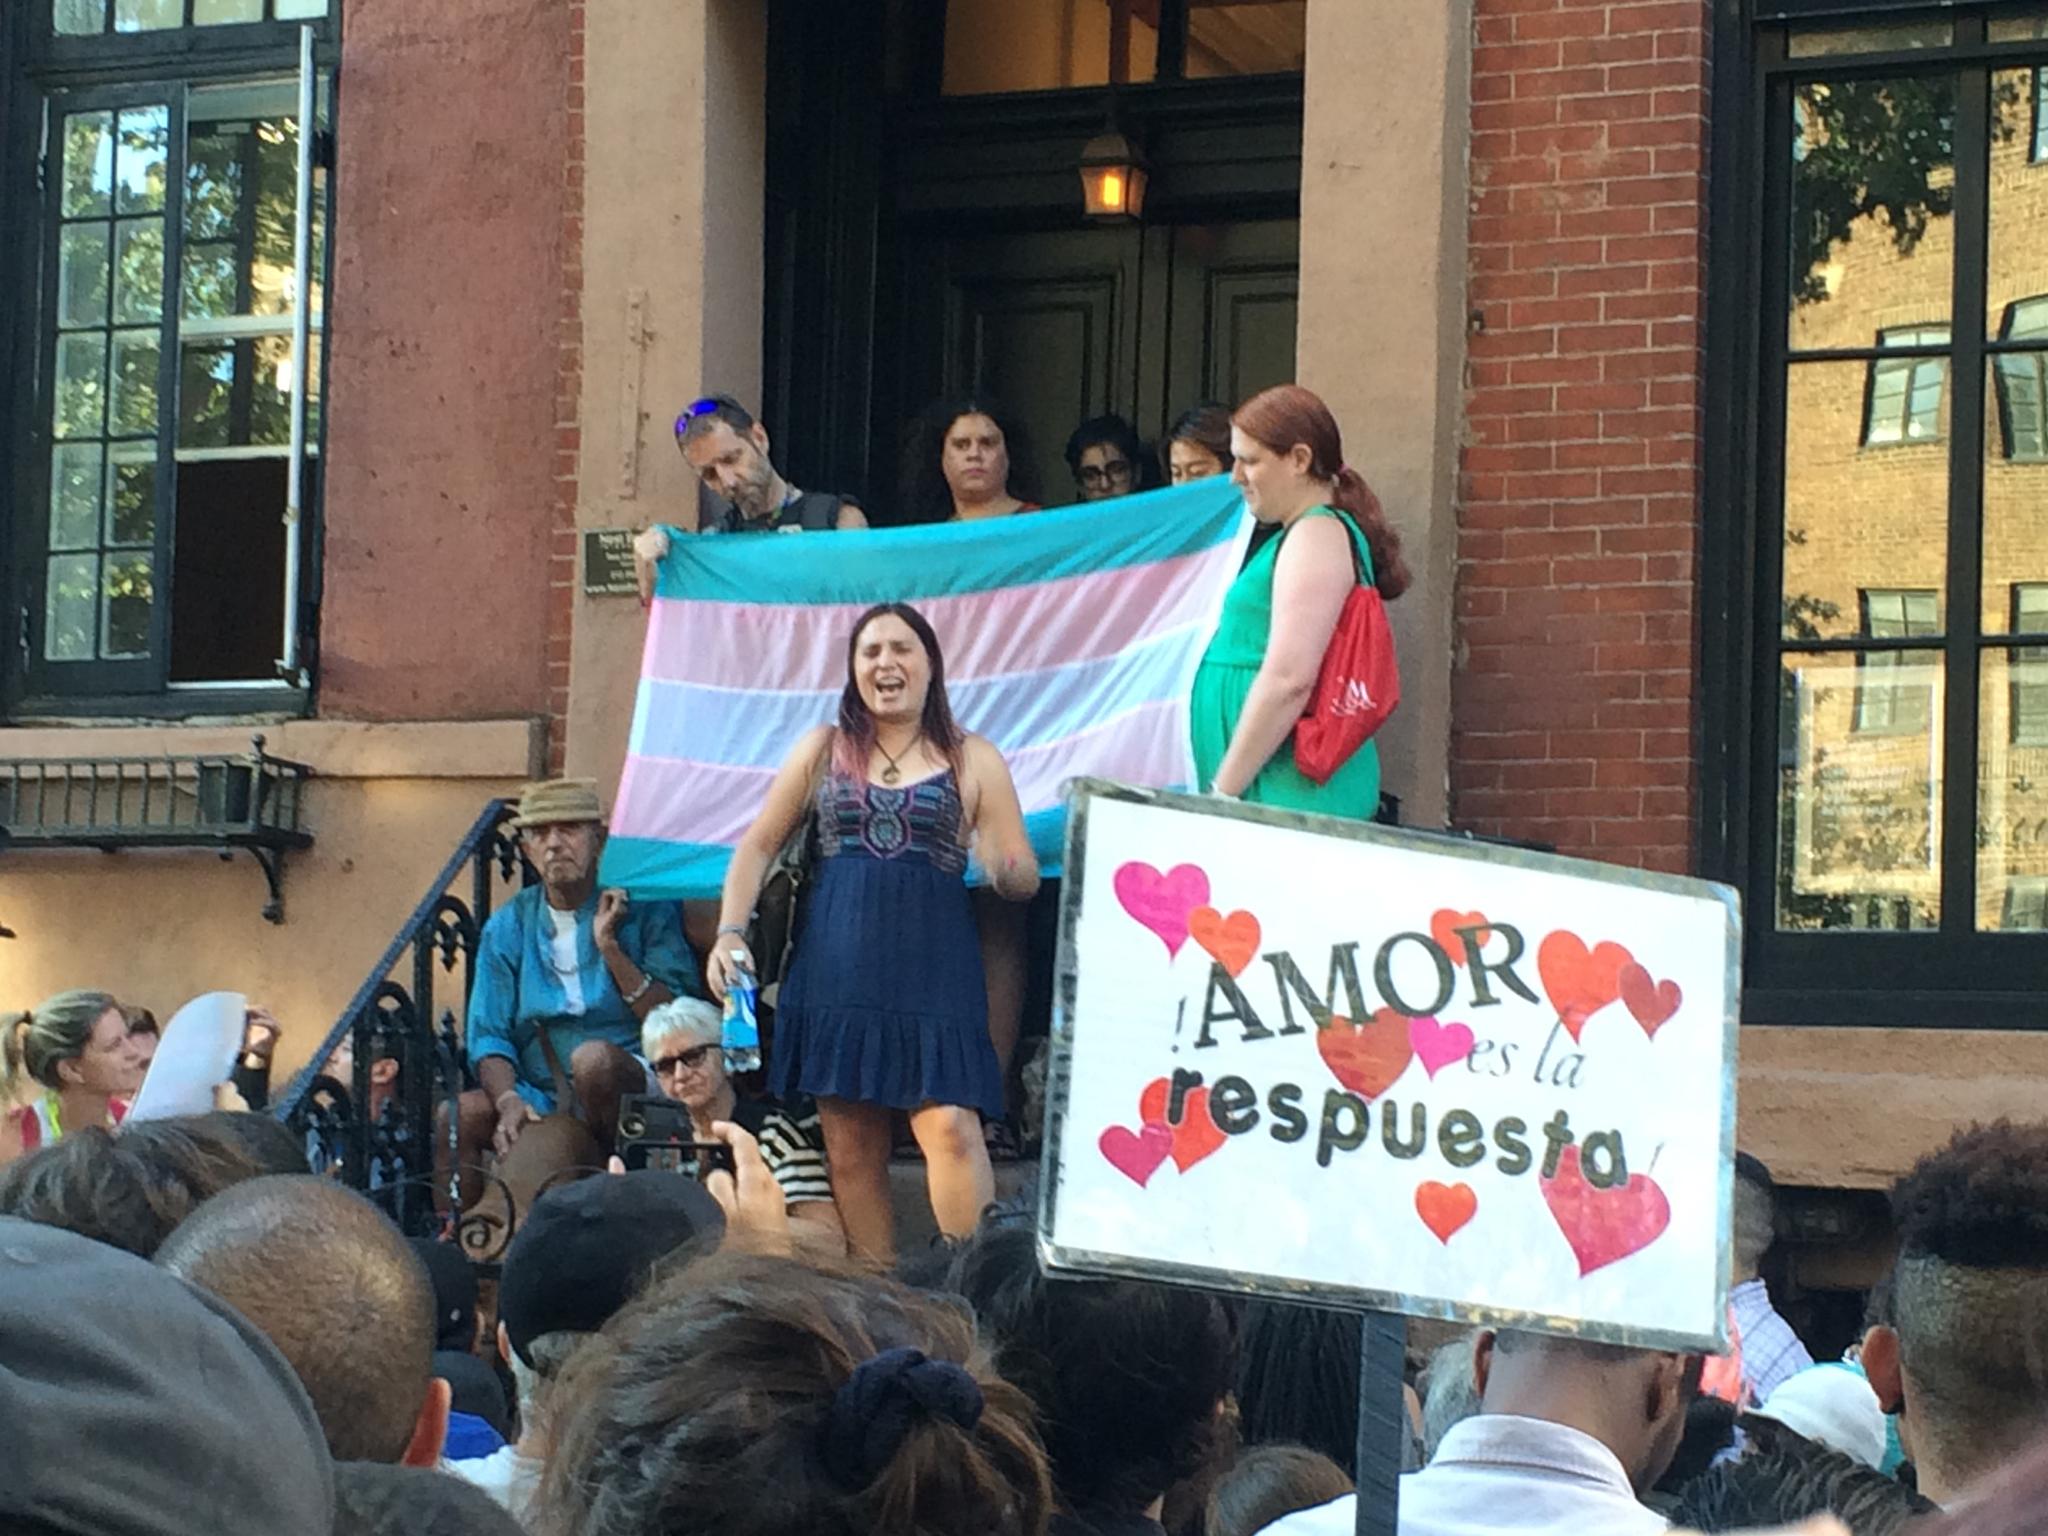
[275,797,535,1245]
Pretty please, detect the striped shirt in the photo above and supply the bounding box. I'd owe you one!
[733,1096,834,1206]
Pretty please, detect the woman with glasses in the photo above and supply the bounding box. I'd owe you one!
[641,996,843,1245]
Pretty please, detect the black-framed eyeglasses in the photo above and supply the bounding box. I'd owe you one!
[652,1042,722,1076]
[1078,459,1133,487]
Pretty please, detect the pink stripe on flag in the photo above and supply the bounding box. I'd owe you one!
[611,699,1192,846]
[641,542,1240,691]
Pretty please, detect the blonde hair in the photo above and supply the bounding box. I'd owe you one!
[641,996,721,1061]
[3,990,120,1097]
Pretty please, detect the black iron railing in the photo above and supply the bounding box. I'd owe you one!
[1,733,313,920]
[275,797,535,1242]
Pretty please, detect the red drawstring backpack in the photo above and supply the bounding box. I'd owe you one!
[1294,511,1401,785]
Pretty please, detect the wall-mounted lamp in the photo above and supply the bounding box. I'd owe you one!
[1079,129,1148,221]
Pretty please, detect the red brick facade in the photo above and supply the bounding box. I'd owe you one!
[1454,0,1711,873]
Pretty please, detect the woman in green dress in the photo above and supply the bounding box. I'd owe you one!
[1192,384,1411,818]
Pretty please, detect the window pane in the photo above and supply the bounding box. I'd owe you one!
[179,345,236,448]
[1978,648,2048,929]
[44,554,99,662]
[1788,77,1954,349]
[1777,649,1943,931]
[112,219,165,325]
[58,224,112,329]
[193,0,263,20]
[107,455,156,547]
[114,107,170,215]
[61,112,115,219]
[1786,21,1951,58]
[185,85,312,320]
[114,0,182,29]
[55,333,108,439]
[109,329,160,437]
[181,245,240,320]
[1187,2,1306,78]
[100,554,154,659]
[185,131,242,242]
[942,0,1158,94]
[1988,12,2048,45]
[1782,360,1946,639]
[54,0,107,33]
[1989,70,2048,331]
[1983,357,2048,631]
[48,444,104,552]
[275,0,328,15]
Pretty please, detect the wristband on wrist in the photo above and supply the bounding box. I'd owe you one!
[716,923,749,939]
[622,976,652,1007]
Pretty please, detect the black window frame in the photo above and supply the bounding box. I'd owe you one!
[1701,0,2048,1027]
[1861,324,1950,444]
[0,0,339,721]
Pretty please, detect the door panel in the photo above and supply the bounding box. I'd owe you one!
[893,217,1297,513]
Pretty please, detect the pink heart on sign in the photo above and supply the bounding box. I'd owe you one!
[1098,1122,1174,1188]
[1112,862,1212,958]
[1409,1016,1476,1079]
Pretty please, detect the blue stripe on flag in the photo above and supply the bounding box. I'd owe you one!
[652,479,1248,606]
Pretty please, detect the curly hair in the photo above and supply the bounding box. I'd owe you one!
[0,1121,266,1258]
[1892,1120,2048,1269]
[532,1250,1051,1536]
[1669,1439,1933,1536]
[898,394,1040,524]
[949,1224,1239,1521]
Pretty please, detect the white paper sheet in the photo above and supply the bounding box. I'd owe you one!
[125,991,247,1123]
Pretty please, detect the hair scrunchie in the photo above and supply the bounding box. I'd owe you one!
[818,1346,985,1489]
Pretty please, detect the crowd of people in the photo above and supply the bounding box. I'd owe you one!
[4,1080,2048,1535]
[17,382,2047,1534]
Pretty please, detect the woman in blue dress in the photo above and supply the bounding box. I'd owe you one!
[710,602,1039,1262]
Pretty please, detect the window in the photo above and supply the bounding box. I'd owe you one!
[1706,10,2048,1022]
[10,10,332,707]
[1994,297,2048,459]
[2035,66,2048,161]
[937,0,1303,96]
[2014,585,2048,746]
[1863,326,1949,444]
[1855,589,1940,733]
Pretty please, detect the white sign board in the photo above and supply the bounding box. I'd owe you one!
[1040,784,1739,1352]
[126,991,247,1123]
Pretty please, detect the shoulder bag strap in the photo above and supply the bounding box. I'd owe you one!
[532,1021,584,1121]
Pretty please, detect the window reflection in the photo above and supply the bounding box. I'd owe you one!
[1864,327,1948,443]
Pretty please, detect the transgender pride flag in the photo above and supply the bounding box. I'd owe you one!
[599,478,1253,900]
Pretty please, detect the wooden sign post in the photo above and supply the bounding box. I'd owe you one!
[1038,782,1741,1534]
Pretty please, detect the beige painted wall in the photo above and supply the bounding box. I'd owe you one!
[1296,0,1468,830]
[563,0,768,798]
[1,719,542,1078]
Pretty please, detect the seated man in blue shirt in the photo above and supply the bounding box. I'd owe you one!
[460,779,700,1163]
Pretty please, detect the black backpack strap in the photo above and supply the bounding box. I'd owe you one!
[787,491,847,531]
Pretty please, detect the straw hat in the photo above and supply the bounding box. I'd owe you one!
[512,778,605,829]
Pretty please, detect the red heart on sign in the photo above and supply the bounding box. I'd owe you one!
[1098,1122,1173,1188]
[1537,931,1636,1043]
[1415,1181,1477,1244]
[1189,906,1261,977]
[1618,962,1682,1038]
[1429,909,1491,966]
[1138,1077,1228,1173]
[1540,1144,1671,1276]
[1316,1008,1415,1100]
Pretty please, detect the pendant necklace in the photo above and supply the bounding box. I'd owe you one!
[877,731,922,786]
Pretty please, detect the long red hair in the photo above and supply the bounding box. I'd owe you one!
[1232,384,1411,600]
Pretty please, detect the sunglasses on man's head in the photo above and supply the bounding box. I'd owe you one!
[652,1042,721,1076]
[675,396,743,436]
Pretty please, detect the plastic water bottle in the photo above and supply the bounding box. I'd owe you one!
[722,951,762,1072]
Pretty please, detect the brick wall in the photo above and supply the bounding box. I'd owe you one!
[545,2,587,774]
[1454,0,1711,873]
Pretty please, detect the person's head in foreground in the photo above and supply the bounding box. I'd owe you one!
[0,1115,272,1256]
[331,1461,529,1536]
[529,1249,1051,1536]
[1479,1329,1702,1492]
[154,1173,452,1466]
[1668,1434,1934,1535]
[1204,1443,1353,1536]
[1859,1119,2048,1506]
[0,1216,334,1536]
[949,1222,1240,1525]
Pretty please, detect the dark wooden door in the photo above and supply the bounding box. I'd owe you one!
[886,218,1298,515]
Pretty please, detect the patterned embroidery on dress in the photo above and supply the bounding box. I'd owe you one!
[815,770,966,873]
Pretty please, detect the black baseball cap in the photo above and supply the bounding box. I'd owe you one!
[0,1217,334,1535]
[497,1171,723,1365]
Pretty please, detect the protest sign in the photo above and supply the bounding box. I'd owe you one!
[126,990,246,1122]
[1040,783,1740,1352]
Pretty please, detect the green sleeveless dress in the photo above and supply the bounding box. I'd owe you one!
[1190,506,1382,818]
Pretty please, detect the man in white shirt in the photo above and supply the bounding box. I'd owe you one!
[1263,1329,1698,1536]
